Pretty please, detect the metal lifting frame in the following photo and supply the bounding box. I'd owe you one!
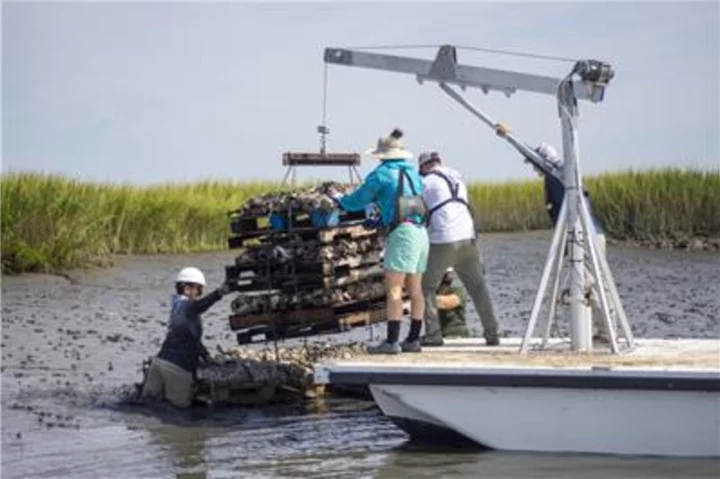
[324,45,634,353]
[280,152,363,187]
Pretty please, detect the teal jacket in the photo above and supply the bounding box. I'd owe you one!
[338,159,424,227]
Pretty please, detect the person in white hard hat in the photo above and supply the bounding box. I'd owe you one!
[415,151,499,348]
[141,267,231,408]
[532,143,612,342]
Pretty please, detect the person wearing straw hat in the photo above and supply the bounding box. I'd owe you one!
[417,151,500,346]
[533,142,612,342]
[328,128,429,354]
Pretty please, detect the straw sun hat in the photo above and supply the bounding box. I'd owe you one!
[365,128,413,160]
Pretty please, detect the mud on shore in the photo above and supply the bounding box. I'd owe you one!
[610,235,720,252]
[2,231,719,477]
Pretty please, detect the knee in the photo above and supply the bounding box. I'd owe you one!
[387,285,403,301]
[460,271,483,288]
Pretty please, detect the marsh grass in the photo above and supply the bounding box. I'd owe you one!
[2,169,718,273]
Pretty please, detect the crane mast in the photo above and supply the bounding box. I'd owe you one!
[323,44,633,353]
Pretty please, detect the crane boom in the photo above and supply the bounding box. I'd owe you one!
[324,45,607,103]
[321,43,632,354]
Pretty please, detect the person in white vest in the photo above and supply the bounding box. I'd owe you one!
[417,151,500,347]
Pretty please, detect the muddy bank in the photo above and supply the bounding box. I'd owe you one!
[610,235,720,252]
[2,231,719,478]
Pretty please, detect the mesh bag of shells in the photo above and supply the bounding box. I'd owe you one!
[192,342,367,405]
[223,342,366,370]
[231,279,386,314]
[237,235,383,264]
[236,181,355,217]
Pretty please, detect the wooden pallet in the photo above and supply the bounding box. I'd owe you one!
[228,291,388,329]
[229,251,383,278]
[230,239,384,268]
[316,223,379,242]
[228,222,380,250]
[229,264,385,293]
[232,305,387,345]
[229,210,366,235]
[229,277,387,316]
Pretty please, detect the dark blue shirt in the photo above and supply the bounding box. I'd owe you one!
[543,165,603,234]
[157,289,223,373]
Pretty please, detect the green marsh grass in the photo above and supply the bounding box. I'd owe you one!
[2,169,718,273]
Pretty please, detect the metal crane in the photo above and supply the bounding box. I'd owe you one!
[323,44,634,354]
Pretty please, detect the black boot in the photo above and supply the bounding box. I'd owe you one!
[484,331,500,346]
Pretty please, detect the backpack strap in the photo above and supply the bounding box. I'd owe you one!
[425,170,475,226]
[390,169,427,233]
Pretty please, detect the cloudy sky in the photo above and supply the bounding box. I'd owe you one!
[3,1,718,184]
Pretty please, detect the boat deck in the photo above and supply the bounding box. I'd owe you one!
[315,338,720,375]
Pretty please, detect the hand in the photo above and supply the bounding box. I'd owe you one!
[325,186,343,201]
[494,122,511,137]
[363,217,383,230]
[219,280,232,296]
[202,355,222,367]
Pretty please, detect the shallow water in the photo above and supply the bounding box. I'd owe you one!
[2,231,719,478]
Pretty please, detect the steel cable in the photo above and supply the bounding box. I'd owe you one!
[339,43,577,63]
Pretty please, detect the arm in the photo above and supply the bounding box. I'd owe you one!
[521,145,562,180]
[436,293,462,310]
[338,173,380,212]
[188,287,225,317]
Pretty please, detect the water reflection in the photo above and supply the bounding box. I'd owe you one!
[376,442,720,479]
[147,424,209,479]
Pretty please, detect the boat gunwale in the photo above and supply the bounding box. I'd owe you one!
[315,363,720,391]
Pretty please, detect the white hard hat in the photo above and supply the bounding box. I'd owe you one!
[537,143,560,164]
[418,151,441,167]
[176,267,206,286]
[445,267,454,274]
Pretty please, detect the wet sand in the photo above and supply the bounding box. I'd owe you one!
[2,231,719,478]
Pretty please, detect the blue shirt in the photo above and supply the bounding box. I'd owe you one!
[338,159,424,227]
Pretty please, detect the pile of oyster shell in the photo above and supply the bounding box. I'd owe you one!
[192,342,367,404]
[223,342,366,370]
[237,182,355,217]
[236,235,384,264]
[230,280,387,314]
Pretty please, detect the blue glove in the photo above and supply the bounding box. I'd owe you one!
[363,203,381,229]
[363,216,383,230]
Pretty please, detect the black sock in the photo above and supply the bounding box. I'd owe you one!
[387,320,401,343]
[406,319,423,342]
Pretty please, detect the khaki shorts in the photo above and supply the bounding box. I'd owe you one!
[141,357,194,408]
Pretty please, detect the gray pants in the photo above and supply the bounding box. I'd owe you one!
[141,357,194,408]
[422,239,499,339]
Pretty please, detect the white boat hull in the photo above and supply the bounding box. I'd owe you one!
[370,383,720,457]
[314,339,720,457]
